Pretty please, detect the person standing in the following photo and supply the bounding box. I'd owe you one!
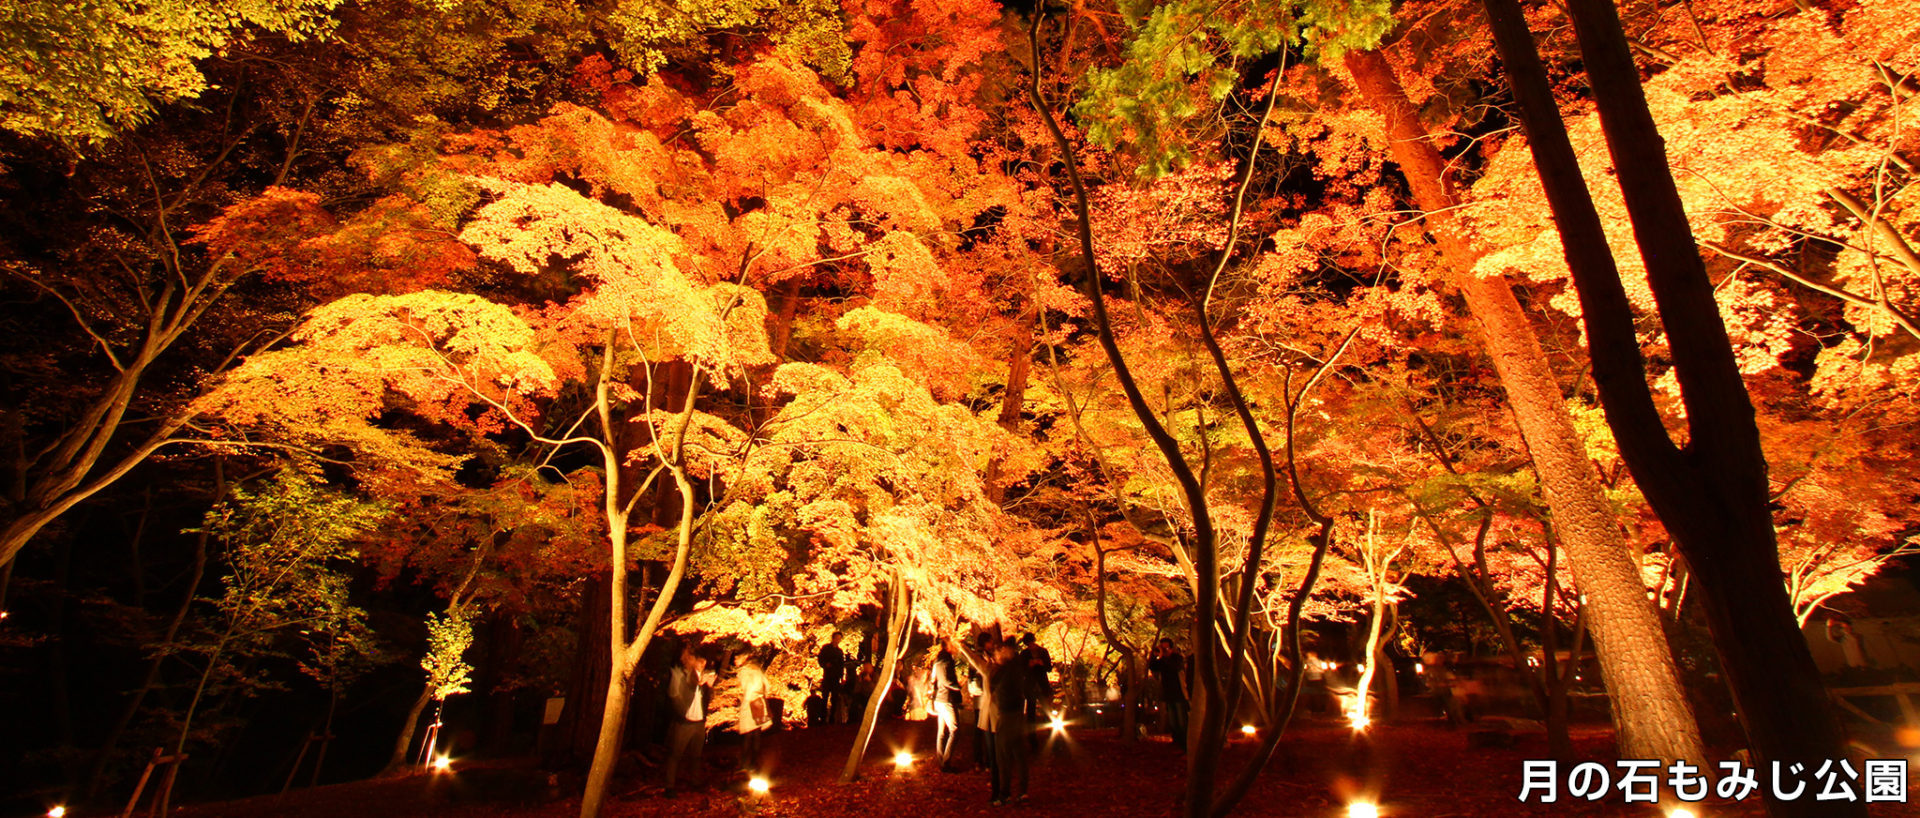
[818,638,846,724]
[987,638,1031,804]
[1148,638,1188,747]
[1019,633,1053,734]
[665,643,717,791]
[931,647,962,770]
[734,655,770,776]
[951,631,1003,799]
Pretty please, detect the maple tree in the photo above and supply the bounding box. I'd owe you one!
[6,0,1920,815]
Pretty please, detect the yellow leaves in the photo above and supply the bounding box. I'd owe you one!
[666,603,806,646]
[459,179,773,375]
[834,308,983,402]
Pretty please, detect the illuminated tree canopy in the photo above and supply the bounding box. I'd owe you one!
[0,0,1914,816]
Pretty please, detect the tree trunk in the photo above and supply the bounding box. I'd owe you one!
[1478,0,1860,813]
[985,310,1034,504]
[384,687,434,775]
[478,611,523,754]
[86,506,211,799]
[1092,532,1141,743]
[843,570,911,781]
[554,571,612,767]
[1345,48,1705,766]
[580,349,704,818]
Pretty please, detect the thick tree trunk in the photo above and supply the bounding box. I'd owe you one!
[554,572,612,767]
[843,571,911,781]
[1345,48,1704,766]
[479,612,523,754]
[1477,1,1859,814]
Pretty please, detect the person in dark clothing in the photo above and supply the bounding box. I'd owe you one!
[1018,633,1053,735]
[804,688,828,727]
[931,647,962,769]
[818,639,846,723]
[987,638,1031,804]
[1148,638,1188,746]
[966,662,992,769]
[665,643,717,790]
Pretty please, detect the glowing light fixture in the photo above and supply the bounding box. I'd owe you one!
[1240,724,1257,736]
[1347,802,1379,818]
[748,776,771,794]
[1413,662,1424,674]
[432,756,453,772]
[1049,711,1067,733]
[48,807,67,818]
[893,750,913,769]
[1667,810,1697,818]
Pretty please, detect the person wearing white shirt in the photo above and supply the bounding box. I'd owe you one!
[734,656,770,774]
[665,643,716,790]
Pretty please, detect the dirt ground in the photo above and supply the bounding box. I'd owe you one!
[159,717,1914,817]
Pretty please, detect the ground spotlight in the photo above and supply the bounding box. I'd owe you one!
[893,750,913,769]
[1667,809,1697,818]
[432,755,452,772]
[1346,802,1379,818]
[48,807,66,818]
[1049,711,1067,732]
[1240,724,1257,736]
[748,776,771,794]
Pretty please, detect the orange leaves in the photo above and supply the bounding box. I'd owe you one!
[190,188,476,298]
[1087,161,1234,270]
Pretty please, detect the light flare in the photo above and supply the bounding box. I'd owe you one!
[1667,810,1698,818]
[431,755,452,772]
[1347,802,1379,818]
[893,750,913,769]
[49,807,67,818]
[748,776,771,794]
[1049,711,1067,733]
[1240,724,1257,736]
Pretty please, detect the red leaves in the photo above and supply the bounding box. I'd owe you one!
[190,188,475,299]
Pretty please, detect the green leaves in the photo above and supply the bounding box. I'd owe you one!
[0,0,339,141]
[1074,0,1392,178]
[421,610,475,701]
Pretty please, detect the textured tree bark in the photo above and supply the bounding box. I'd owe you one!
[1476,1,1860,814]
[1344,48,1705,766]
[554,572,612,767]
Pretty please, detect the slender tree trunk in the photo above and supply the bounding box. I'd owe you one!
[384,688,434,775]
[1345,48,1704,766]
[86,512,211,799]
[1479,0,1860,813]
[1092,529,1141,743]
[310,689,338,786]
[843,570,911,781]
[580,350,704,818]
[986,310,1034,504]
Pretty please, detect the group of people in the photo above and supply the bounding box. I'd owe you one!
[654,627,1074,806]
[660,642,772,793]
[941,629,1054,806]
